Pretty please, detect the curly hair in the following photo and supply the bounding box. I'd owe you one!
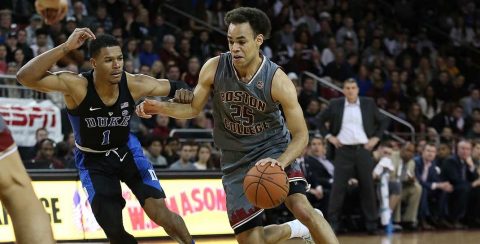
[88,34,120,58]
[224,7,271,39]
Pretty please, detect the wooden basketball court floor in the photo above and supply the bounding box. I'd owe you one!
[62,230,480,244]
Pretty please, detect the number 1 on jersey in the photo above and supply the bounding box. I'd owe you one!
[102,130,111,145]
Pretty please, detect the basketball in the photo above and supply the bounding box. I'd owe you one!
[243,164,290,209]
[35,0,68,25]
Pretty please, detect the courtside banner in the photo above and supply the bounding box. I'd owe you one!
[0,181,84,242]
[82,179,232,239]
[0,178,231,242]
[0,98,62,146]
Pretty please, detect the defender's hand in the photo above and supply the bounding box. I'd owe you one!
[64,28,95,52]
[173,88,194,104]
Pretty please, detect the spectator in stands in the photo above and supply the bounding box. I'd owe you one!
[461,88,480,116]
[151,114,170,140]
[302,136,334,215]
[193,144,214,170]
[72,0,94,28]
[92,4,113,33]
[336,16,358,49]
[432,71,453,103]
[298,76,318,110]
[143,136,168,168]
[30,28,52,57]
[159,34,180,66]
[151,60,165,79]
[25,138,64,169]
[124,38,140,72]
[441,140,479,229]
[181,56,201,88]
[163,137,180,165]
[165,64,181,81]
[323,48,353,83]
[415,143,453,230]
[450,105,466,135]
[430,103,455,134]
[391,142,421,230]
[355,65,372,96]
[139,38,159,67]
[406,103,428,135]
[169,143,196,170]
[177,38,192,70]
[435,142,453,168]
[0,44,7,74]
[55,141,74,168]
[417,85,442,120]
[466,121,480,139]
[15,29,34,62]
[450,16,474,47]
[194,30,215,63]
[149,15,173,49]
[5,32,19,63]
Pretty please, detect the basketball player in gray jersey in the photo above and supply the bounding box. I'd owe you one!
[137,7,338,244]
[0,115,54,243]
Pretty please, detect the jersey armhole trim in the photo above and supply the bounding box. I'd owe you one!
[0,145,17,161]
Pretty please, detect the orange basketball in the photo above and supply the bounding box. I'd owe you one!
[243,164,290,209]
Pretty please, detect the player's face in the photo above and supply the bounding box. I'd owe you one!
[92,46,124,84]
[227,22,263,68]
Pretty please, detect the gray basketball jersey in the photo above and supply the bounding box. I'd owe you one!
[212,52,291,172]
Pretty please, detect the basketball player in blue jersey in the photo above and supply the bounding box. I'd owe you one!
[17,29,194,244]
[137,7,338,244]
[0,115,54,243]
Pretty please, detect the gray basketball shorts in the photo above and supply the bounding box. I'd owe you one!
[221,149,307,231]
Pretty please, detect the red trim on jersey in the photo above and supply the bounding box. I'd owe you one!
[0,128,15,152]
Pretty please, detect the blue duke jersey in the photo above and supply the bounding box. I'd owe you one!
[67,70,134,151]
[212,52,291,172]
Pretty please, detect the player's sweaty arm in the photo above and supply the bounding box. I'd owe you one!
[16,28,95,93]
[127,72,190,101]
[136,57,218,119]
[272,70,309,168]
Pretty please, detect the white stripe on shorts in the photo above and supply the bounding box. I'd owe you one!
[231,208,265,230]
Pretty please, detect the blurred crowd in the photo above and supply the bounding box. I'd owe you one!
[1,0,480,234]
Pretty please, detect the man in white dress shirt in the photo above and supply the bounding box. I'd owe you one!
[316,78,390,234]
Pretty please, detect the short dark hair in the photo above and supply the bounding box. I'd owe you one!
[144,136,163,148]
[89,34,120,58]
[308,136,324,145]
[224,7,271,39]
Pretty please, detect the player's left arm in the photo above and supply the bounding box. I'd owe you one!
[126,72,190,101]
[272,69,309,169]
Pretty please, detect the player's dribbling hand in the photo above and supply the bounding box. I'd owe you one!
[35,0,68,25]
[64,28,95,52]
[256,158,285,170]
[173,88,194,104]
[135,98,161,119]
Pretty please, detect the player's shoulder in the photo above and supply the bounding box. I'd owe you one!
[56,70,87,87]
[199,56,221,83]
[203,56,220,70]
